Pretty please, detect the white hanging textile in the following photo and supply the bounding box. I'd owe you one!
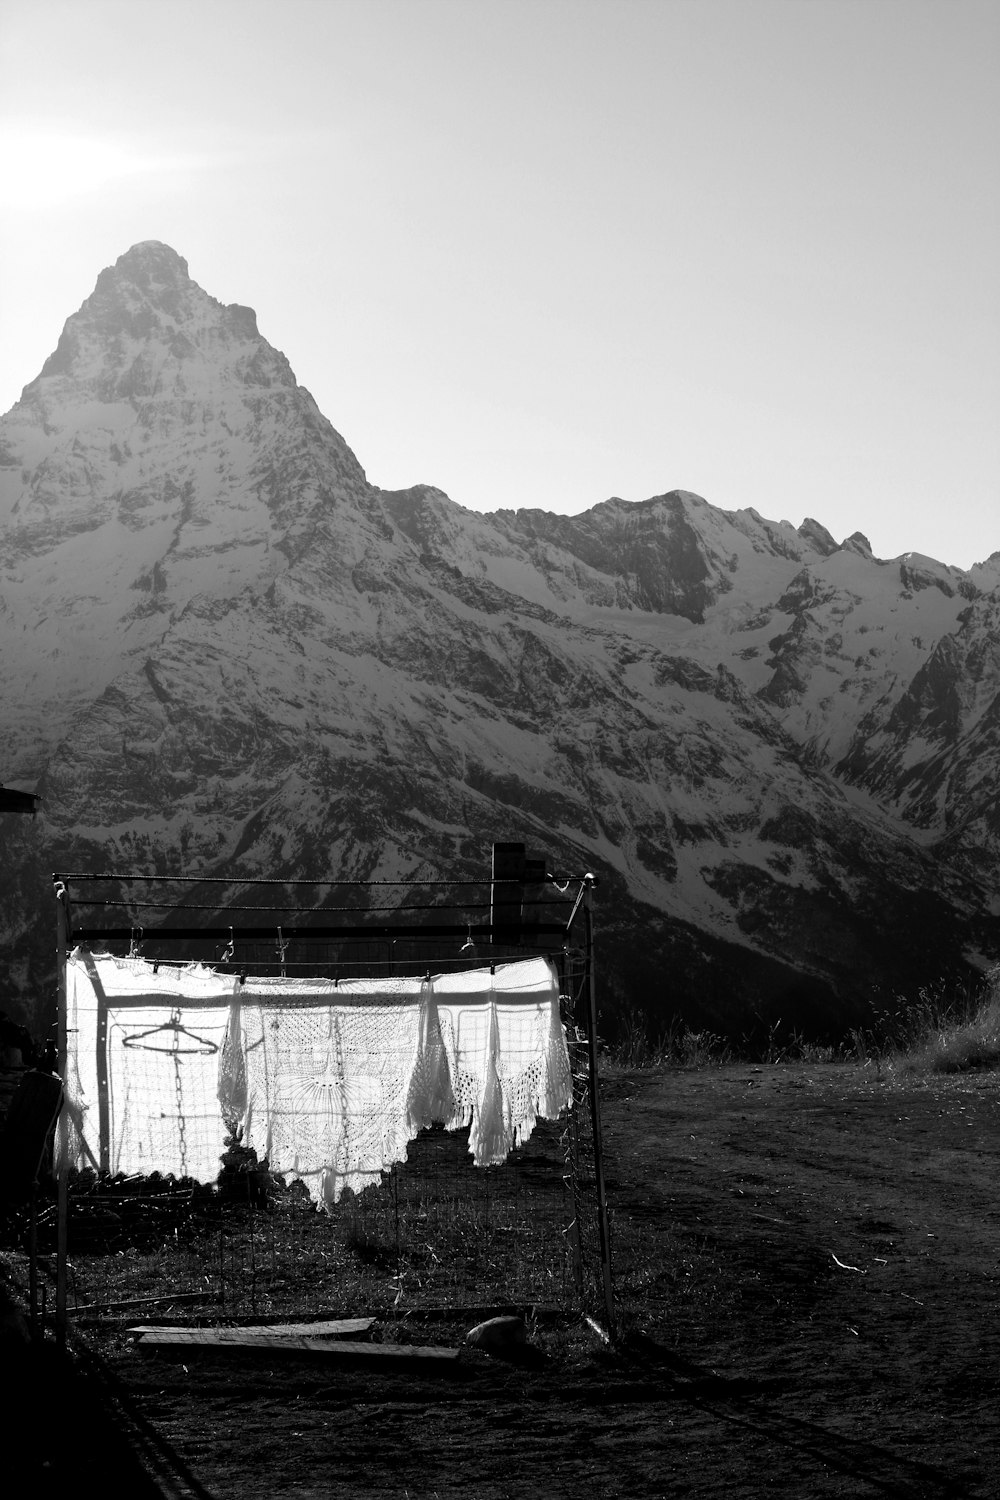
[220,974,427,1207]
[61,950,235,1182]
[223,957,573,1204]
[61,951,573,1206]
[427,960,574,1167]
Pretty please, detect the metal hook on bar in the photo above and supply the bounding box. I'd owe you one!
[53,877,74,943]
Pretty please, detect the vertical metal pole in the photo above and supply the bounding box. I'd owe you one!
[54,879,69,1352]
[95,979,110,1174]
[557,948,585,1301]
[583,876,615,1335]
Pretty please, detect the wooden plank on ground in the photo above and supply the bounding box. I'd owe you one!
[128,1319,373,1342]
[133,1332,462,1366]
[91,1291,219,1312]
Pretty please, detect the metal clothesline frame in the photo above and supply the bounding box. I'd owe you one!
[52,867,615,1343]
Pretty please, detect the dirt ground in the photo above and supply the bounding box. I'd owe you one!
[6,1059,1000,1498]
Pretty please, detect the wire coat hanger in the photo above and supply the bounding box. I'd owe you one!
[122,1010,219,1055]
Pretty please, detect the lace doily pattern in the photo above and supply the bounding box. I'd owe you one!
[228,976,424,1206]
[432,958,572,1165]
[61,954,573,1201]
[62,951,234,1181]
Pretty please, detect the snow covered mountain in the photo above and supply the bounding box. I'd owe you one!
[1,242,997,1041]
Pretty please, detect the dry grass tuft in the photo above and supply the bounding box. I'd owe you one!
[609,968,1000,1076]
[609,1011,843,1070]
[891,968,1000,1075]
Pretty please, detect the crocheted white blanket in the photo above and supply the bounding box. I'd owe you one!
[62,952,572,1205]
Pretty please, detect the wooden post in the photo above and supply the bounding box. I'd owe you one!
[582,876,615,1336]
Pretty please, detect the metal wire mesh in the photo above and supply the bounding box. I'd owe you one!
[45,875,612,1331]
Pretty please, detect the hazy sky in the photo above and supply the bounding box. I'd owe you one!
[1,0,997,567]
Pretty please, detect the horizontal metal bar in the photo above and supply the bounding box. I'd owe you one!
[56,872,590,888]
[70,922,571,944]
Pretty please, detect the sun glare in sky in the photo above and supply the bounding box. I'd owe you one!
[0,129,145,209]
[0,126,208,211]
[0,0,996,569]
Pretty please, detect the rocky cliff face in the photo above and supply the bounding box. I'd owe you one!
[2,243,997,1040]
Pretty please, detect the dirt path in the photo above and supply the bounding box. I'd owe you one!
[17,1061,1000,1497]
[603,1062,1000,1497]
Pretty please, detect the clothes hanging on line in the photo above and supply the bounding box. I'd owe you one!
[424,960,574,1167]
[219,974,427,1207]
[223,958,573,1203]
[61,951,573,1206]
[62,950,235,1182]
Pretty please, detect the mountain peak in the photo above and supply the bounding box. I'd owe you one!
[91,238,193,300]
[5,241,368,563]
[19,241,283,402]
[843,530,874,558]
[117,239,189,270]
[796,517,839,556]
[94,240,193,299]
